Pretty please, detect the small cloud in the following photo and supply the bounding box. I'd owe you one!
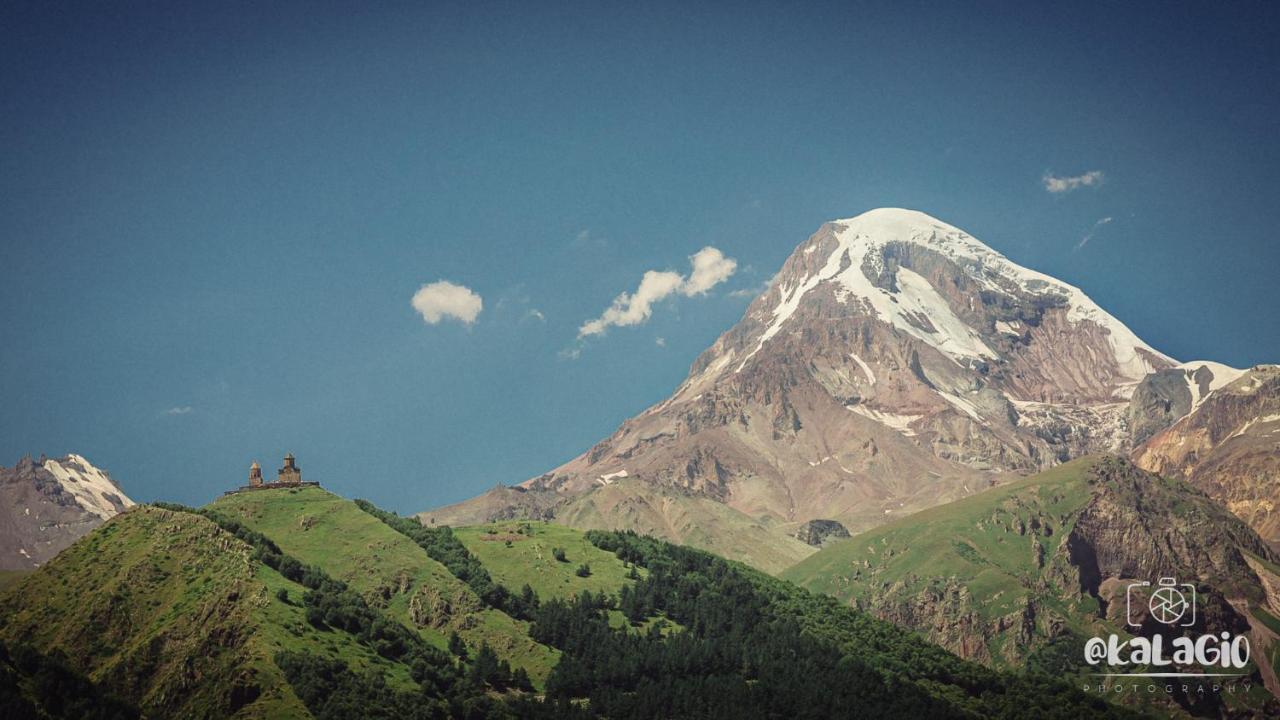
[1075,216,1113,251]
[682,247,738,296]
[1043,170,1105,194]
[558,346,582,361]
[411,280,483,325]
[578,247,737,338]
[655,337,666,347]
[571,228,607,248]
[163,406,193,416]
[579,270,684,338]
[525,308,546,322]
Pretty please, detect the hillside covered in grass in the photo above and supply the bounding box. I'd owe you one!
[0,484,1150,718]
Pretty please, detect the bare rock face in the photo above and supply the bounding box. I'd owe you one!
[865,576,1001,665]
[0,453,134,570]
[408,582,482,630]
[1128,368,1195,446]
[792,519,850,546]
[424,209,1273,569]
[1133,365,1280,544]
[1047,457,1273,601]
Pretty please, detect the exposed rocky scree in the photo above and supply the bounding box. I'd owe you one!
[425,209,1277,572]
[0,453,134,570]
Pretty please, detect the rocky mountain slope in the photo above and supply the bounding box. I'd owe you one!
[782,456,1280,714]
[0,453,134,570]
[1132,365,1280,545]
[425,208,1235,567]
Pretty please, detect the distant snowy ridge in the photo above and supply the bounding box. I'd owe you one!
[41,454,134,520]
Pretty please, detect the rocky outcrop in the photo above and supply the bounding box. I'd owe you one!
[792,519,850,546]
[1134,365,1280,543]
[1048,457,1273,602]
[859,576,1011,665]
[1128,368,1194,446]
[408,582,482,630]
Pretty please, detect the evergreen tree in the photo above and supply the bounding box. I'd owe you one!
[447,631,467,660]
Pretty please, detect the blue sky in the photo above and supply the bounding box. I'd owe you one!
[2,1,1277,511]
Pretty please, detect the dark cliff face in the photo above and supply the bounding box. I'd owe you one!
[792,519,850,546]
[1127,369,1193,447]
[1049,457,1273,608]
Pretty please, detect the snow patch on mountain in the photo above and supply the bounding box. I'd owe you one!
[850,353,876,385]
[847,404,921,436]
[937,389,985,422]
[1179,360,1246,411]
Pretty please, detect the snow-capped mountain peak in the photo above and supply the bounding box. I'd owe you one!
[41,454,134,520]
[713,208,1171,393]
[429,209,1279,572]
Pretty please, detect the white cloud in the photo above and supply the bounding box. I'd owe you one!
[682,247,738,296]
[655,337,666,347]
[1043,170,1104,193]
[577,247,737,338]
[578,270,683,337]
[163,406,193,416]
[411,280,483,325]
[1075,216,1113,251]
[526,308,546,322]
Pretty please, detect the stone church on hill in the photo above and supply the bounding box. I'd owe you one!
[229,453,319,493]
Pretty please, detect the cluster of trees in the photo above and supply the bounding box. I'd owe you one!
[0,640,137,720]
[274,651,565,720]
[578,530,1135,720]
[467,642,533,692]
[522,550,955,718]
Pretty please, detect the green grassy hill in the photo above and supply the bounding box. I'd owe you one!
[0,478,1214,718]
[783,456,1280,715]
[784,458,1100,661]
[452,522,640,601]
[208,486,561,687]
[0,506,407,719]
